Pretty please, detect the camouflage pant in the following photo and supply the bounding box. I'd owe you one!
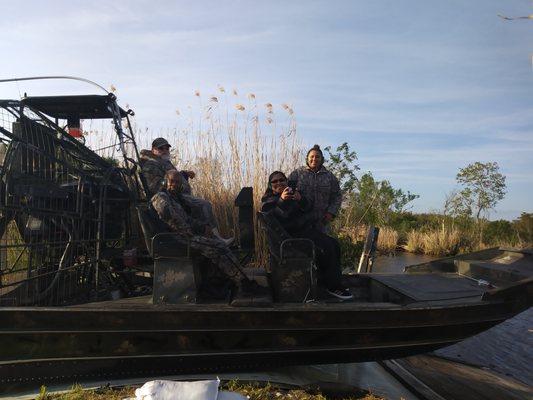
[180,194,218,229]
[187,235,241,284]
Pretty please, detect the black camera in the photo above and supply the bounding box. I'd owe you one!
[288,180,298,192]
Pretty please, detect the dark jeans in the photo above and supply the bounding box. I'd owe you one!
[294,228,342,290]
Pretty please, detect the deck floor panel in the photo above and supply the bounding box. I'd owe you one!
[371,273,487,301]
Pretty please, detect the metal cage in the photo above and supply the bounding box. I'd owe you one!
[0,95,143,306]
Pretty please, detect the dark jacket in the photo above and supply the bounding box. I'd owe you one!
[260,192,314,235]
[288,165,342,223]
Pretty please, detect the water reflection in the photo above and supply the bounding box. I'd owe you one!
[372,252,435,273]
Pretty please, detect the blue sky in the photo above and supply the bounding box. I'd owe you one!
[1,0,532,219]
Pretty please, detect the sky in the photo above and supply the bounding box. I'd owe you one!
[1,0,532,220]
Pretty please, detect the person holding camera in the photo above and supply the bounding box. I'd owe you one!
[261,171,352,300]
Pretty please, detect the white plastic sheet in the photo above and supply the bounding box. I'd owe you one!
[131,379,247,400]
[134,379,219,400]
[216,391,247,400]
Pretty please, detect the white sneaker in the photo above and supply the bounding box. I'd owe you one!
[213,228,235,246]
[327,288,354,300]
[221,236,235,246]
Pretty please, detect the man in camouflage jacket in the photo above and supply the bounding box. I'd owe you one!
[151,170,241,285]
[140,137,192,196]
[288,144,342,232]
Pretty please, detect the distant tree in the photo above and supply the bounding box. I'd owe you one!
[513,212,533,243]
[344,172,419,226]
[324,142,359,193]
[484,220,517,246]
[444,189,472,219]
[324,142,418,228]
[455,162,506,221]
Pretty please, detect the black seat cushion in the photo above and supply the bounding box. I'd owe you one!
[136,204,171,255]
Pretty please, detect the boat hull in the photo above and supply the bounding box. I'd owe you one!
[0,297,523,393]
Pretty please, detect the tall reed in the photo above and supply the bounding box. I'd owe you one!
[404,230,424,253]
[376,227,399,253]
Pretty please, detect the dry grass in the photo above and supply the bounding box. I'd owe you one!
[376,227,399,253]
[403,227,461,256]
[422,228,461,256]
[337,225,398,255]
[337,225,367,243]
[164,92,302,265]
[404,230,424,253]
[36,384,131,400]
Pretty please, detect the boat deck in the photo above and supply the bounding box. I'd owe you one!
[371,273,486,301]
[65,272,489,311]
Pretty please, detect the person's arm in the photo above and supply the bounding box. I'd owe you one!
[261,192,292,219]
[151,193,193,236]
[142,162,165,195]
[326,173,342,217]
[261,194,280,213]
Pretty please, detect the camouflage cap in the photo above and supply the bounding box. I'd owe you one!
[152,137,171,149]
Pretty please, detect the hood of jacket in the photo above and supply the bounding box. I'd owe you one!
[140,149,161,165]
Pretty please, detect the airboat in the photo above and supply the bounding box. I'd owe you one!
[0,77,531,394]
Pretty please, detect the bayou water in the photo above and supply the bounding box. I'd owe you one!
[373,252,533,387]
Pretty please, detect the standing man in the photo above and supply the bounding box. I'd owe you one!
[288,144,342,233]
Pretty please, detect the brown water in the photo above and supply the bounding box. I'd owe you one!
[373,252,533,387]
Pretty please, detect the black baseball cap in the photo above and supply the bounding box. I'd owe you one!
[152,137,171,148]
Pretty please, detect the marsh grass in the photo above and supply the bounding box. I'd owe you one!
[404,230,424,253]
[421,227,461,256]
[164,91,303,265]
[376,227,399,253]
[403,227,461,256]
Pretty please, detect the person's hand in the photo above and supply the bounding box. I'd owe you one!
[185,170,196,179]
[323,212,334,222]
[293,190,302,201]
[280,187,294,201]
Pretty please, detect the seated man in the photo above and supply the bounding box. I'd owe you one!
[151,170,245,294]
[141,137,232,244]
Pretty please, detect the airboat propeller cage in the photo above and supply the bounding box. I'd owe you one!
[0,90,145,306]
[21,94,129,120]
[21,94,131,138]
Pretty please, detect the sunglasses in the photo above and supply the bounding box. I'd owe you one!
[270,178,287,184]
